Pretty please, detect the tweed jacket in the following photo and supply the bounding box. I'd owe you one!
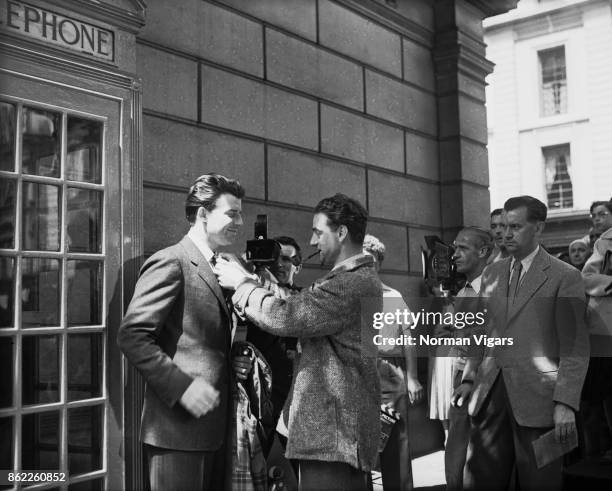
[117,236,232,450]
[463,248,589,427]
[232,253,383,471]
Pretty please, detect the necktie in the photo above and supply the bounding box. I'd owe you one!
[508,260,523,303]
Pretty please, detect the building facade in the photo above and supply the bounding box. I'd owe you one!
[0,0,517,489]
[484,0,612,251]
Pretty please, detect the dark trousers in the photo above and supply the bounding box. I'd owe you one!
[445,369,471,491]
[277,432,300,481]
[380,393,413,491]
[298,460,370,491]
[464,375,562,491]
[146,444,225,491]
[379,357,414,491]
[579,397,612,456]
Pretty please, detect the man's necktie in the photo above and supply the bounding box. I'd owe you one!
[508,260,523,303]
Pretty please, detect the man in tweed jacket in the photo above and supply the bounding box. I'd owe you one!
[216,193,382,490]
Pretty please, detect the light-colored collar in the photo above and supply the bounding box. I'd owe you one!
[187,227,215,264]
[467,275,482,294]
[332,252,370,273]
[510,245,540,275]
[601,227,612,240]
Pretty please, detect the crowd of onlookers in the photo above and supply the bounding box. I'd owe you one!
[117,170,612,491]
[424,196,612,490]
[555,200,612,271]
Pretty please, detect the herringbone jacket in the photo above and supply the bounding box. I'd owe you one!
[232,254,383,471]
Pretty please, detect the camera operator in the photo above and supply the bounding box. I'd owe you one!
[215,193,382,491]
[245,236,303,453]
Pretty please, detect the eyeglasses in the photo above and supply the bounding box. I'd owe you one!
[590,211,611,219]
[280,254,301,267]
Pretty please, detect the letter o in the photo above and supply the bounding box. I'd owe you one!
[59,19,79,45]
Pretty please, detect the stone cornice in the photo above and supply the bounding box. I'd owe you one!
[333,0,434,47]
[46,0,146,33]
[434,28,494,80]
[484,0,605,34]
[466,0,519,18]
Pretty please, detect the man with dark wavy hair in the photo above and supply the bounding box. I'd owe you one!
[118,173,244,490]
[216,193,382,490]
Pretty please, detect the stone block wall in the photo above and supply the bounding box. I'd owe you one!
[137,0,499,297]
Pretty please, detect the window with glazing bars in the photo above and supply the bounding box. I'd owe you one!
[539,46,567,116]
[543,143,573,209]
[0,98,106,490]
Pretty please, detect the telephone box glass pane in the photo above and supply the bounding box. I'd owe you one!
[22,335,60,404]
[67,188,102,253]
[67,260,102,326]
[66,117,102,184]
[22,107,61,177]
[21,258,60,328]
[0,178,16,249]
[0,102,16,172]
[22,411,60,470]
[22,182,61,251]
[68,333,102,401]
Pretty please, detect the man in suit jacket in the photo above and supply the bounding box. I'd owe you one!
[455,196,589,490]
[215,193,382,491]
[117,174,245,490]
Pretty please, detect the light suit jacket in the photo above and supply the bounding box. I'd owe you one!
[232,254,383,471]
[582,228,612,347]
[583,227,612,297]
[463,248,589,427]
[117,236,232,450]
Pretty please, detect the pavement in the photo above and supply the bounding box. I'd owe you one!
[269,435,448,490]
[372,449,446,490]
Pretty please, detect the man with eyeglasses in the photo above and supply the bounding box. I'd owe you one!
[269,236,303,291]
[245,236,303,454]
[588,201,612,245]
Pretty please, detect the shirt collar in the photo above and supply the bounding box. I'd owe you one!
[510,245,540,275]
[459,274,482,297]
[469,275,482,294]
[187,227,215,264]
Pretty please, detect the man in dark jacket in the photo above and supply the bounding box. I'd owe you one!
[216,193,382,491]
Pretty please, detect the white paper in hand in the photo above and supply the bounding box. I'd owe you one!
[532,428,578,469]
